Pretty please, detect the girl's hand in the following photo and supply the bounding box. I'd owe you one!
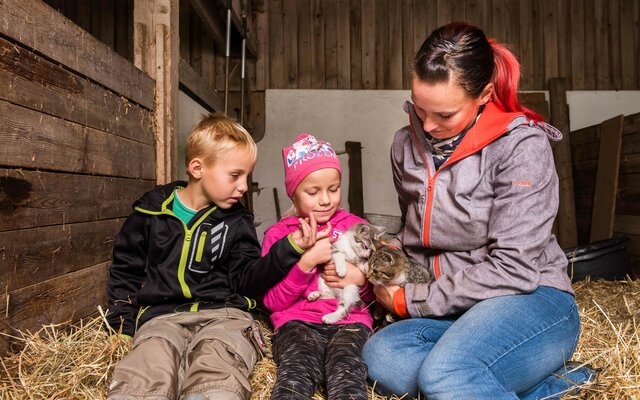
[373,284,401,312]
[298,237,332,272]
[322,262,366,288]
[290,214,331,250]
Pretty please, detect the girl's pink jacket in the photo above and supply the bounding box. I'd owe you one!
[261,209,374,331]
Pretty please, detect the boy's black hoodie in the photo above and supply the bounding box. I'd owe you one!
[106,181,303,336]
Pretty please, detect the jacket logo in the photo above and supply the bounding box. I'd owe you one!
[209,222,228,263]
[512,180,532,187]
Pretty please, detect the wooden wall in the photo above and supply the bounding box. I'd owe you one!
[571,112,640,274]
[0,0,156,352]
[253,0,640,91]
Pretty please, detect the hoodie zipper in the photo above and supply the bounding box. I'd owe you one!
[135,192,217,299]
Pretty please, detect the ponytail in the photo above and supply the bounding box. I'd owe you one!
[489,40,542,122]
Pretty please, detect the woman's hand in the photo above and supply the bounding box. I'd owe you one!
[322,262,367,288]
[373,284,401,312]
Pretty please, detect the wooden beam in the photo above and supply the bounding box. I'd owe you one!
[590,114,624,242]
[549,78,578,248]
[179,58,225,112]
[346,141,364,218]
[0,36,154,145]
[134,0,180,184]
[0,219,124,292]
[0,0,154,110]
[189,0,227,57]
[0,169,155,232]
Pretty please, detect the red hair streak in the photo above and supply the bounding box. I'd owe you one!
[489,39,543,123]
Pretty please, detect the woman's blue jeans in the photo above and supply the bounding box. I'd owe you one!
[363,286,592,399]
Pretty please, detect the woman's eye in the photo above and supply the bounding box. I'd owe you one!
[329,187,339,192]
[439,113,453,119]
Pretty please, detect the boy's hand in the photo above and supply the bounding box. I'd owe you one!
[322,262,366,288]
[298,237,332,272]
[290,213,331,250]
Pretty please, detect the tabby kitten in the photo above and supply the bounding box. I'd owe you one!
[366,245,433,286]
[307,223,386,324]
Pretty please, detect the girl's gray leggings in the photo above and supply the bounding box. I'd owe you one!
[271,320,370,400]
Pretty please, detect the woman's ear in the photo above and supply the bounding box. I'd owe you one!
[479,82,494,105]
[187,157,204,179]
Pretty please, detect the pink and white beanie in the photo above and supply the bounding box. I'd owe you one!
[282,133,342,198]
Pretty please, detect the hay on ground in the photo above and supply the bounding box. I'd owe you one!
[0,278,638,399]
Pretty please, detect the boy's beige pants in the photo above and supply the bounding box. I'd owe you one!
[107,308,257,400]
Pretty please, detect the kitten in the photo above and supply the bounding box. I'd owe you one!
[366,245,433,326]
[366,245,433,286]
[307,223,386,324]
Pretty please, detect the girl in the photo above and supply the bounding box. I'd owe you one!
[261,133,374,400]
[363,22,595,399]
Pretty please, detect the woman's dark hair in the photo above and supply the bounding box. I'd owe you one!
[413,21,542,122]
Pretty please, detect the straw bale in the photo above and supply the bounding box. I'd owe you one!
[0,279,638,399]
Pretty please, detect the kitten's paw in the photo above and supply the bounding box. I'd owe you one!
[335,264,347,278]
[322,312,343,324]
[307,291,321,301]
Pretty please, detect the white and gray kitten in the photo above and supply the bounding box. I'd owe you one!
[307,223,386,324]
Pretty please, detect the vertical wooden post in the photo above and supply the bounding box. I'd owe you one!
[134,0,179,184]
[589,114,624,242]
[549,77,578,248]
[345,141,364,218]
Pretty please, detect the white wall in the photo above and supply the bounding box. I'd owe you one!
[177,90,210,181]
[253,89,640,240]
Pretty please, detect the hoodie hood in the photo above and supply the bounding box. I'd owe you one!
[134,181,188,212]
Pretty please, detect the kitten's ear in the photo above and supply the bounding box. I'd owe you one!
[357,223,371,236]
[371,224,387,240]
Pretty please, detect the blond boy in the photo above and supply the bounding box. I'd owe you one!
[106,114,322,400]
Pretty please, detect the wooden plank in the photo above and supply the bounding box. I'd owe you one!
[0,0,154,109]
[179,58,224,112]
[542,0,558,84]
[570,0,585,89]
[492,0,509,42]
[549,78,578,248]
[413,0,427,57]
[436,0,452,26]
[189,12,203,74]
[388,0,403,89]
[557,0,571,83]
[590,114,624,242]
[218,0,259,58]
[636,0,640,89]
[114,0,132,61]
[100,0,116,49]
[134,0,180,183]
[531,0,545,89]
[361,0,375,89]
[0,100,155,180]
[346,141,364,217]
[188,0,226,56]
[465,0,491,32]
[614,215,640,236]
[620,0,637,89]
[0,37,153,145]
[0,261,109,354]
[180,0,191,62]
[608,0,621,89]
[324,0,338,89]
[201,30,216,87]
[254,1,269,90]
[450,0,466,21]
[349,0,363,89]
[375,0,389,89]
[269,0,285,89]
[283,0,299,88]
[0,169,155,232]
[298,0,313,88]
[401,0,414,90]
[583,0,596,89]
[337,0,351,89]
[594,0,610,89]
[248,91,266,143]
[0,219,123,292]
[310,0,326,89]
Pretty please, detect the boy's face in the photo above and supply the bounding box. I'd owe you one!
[199,146,256,209]
[292,168,341,224]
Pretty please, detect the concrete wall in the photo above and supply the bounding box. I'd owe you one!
[253,89,640,240]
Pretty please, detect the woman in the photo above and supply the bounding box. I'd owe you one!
[362,22,595,399]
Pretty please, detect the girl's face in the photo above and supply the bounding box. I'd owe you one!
[411,75,492,139]
[292,168,341,224]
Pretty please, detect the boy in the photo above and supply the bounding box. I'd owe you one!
[105,114,322,400]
